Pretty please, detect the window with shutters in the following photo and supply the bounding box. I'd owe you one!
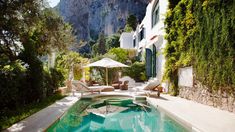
[152,0,160,28]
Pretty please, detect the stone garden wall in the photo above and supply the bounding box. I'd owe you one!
[178,66,235,114]
[179,80,235,114]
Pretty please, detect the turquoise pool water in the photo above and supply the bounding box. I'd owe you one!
[47,98,189,132]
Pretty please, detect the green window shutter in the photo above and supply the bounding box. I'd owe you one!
[152,45,157,77]
[146,48,152,79]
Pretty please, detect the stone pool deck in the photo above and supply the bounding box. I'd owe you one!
[5,96,79,132]
[6,92,235,132]
[148,94,235,132]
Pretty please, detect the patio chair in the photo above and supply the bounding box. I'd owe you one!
[120,80,129,90]
[112,81,122,89]
[87,80,100,86]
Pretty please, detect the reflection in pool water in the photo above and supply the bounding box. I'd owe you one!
[47,98,189,132]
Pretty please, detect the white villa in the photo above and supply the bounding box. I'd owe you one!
[119,32,135,49]
[121,0,169,84]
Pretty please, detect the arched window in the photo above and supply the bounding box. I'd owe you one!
[152,0,160,28]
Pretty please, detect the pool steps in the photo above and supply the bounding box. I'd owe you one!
[80,93,147,102]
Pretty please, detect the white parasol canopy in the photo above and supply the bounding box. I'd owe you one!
[85,58,129,85]
[86,58,129,68]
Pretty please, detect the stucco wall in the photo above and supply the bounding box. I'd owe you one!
[131,0,169,85]
[120,32,134,49]
[178,66,193,87]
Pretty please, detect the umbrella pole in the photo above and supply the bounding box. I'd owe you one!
[106,67,108,86]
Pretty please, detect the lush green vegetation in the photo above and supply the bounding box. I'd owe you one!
[123,62,147,82]
[0,0,75,129]
[105,34,120,50]
[56,51,89,81]
[91,33,120,57]
[0,1,146,129]
[0,93,65,130]
[83,14,145,84]
[90,47,147,84]
[164,0,235,95]
[124,14,137,32]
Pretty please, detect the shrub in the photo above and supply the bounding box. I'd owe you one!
[0,61,27,109]
[55,51,89,81]
[0,61,65,111]
[105,34,120,50]
[123,62,147,82]
[43,68,65,96]
[107,48,129,63]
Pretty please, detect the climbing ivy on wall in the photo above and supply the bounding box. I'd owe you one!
[164,0,235,95]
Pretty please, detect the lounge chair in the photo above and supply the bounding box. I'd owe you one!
[119,76,135,88]
[72,81,114,96]
[132,81,162,97]
[145,86,163,98]
[112,81,122,89]
[120,80,129,90]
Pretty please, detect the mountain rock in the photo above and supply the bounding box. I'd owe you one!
[57,0,149,41]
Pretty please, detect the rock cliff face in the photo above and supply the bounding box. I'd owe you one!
[57,0,149,41]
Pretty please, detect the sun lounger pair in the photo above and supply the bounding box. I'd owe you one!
[72,81,114,96]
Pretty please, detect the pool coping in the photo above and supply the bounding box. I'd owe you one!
[147,98,201,132]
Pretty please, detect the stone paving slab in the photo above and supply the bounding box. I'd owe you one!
[147,94,235,132]
[6,96,79,132]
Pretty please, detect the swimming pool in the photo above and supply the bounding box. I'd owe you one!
[47,97,189,132]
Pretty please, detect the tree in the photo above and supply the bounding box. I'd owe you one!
[105,34,120,50]
[33,9,75,55]
[124,24,133,32]
[107,48,128,63]
[0,0,42,62]
[0,2,75,66]
[19,9,75,100]
[0,0,76,105]
[91,43,99,57]
[97,33,106,55]
[126,14,137,31]
[123,62,147,82]
[56,51,88,80]
[0,2,75,62]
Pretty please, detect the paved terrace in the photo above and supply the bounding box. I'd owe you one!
[148,94,235,132]
[6,91,235,132]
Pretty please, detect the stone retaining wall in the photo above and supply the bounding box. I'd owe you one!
[179,81,235,114]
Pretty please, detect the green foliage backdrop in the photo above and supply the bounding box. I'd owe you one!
[164,0,235,95]
[0,1,75,125]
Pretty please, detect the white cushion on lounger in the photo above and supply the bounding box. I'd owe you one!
[144,79,160,90]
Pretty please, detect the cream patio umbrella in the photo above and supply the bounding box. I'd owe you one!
[85,58,129,85]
